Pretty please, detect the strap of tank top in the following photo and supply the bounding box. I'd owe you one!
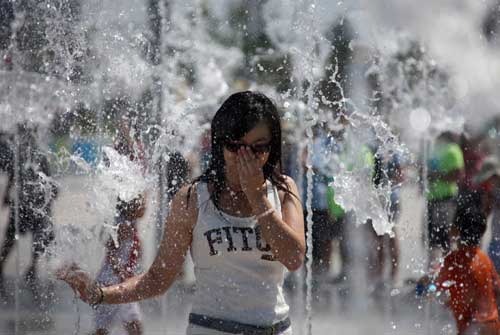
[266,180,282,216]
[196,182,211,210]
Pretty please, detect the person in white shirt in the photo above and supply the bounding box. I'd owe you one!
[57,91,306,335]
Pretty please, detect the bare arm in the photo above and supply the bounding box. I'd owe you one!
[102,186,196,304]
[249,176,305,271]
[237,147,305,271]
[58,185,197,305]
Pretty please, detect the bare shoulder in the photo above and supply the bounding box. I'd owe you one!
[277,175,301,202]
[282,175,298,189]
[173,184,197,204]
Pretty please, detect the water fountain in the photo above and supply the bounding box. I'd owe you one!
[1,0,500,334]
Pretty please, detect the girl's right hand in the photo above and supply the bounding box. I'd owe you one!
[56,264,100,305]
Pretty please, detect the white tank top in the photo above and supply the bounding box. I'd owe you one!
[190,181,289,326]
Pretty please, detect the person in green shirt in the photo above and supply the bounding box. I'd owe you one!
[325,178,348,282]
[426,131,464,265]
[370,148,404,290]
[325,143,375,284]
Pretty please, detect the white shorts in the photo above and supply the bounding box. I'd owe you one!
[95,238,141,330]
[94,302,141,330]
[186,324,293,335]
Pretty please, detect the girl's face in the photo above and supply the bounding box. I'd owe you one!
[223,122,272,174]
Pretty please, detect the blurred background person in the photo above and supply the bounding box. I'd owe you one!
[92,116,147,335]
[303,123,337,284]
[417,208,500,335]
[0,122,58,300]
[425,131,464,268]
[457,130,488,214]
[370,143,404,289]
[325,124,351,286]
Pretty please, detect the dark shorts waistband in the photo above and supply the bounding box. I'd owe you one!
[189,313,291,335]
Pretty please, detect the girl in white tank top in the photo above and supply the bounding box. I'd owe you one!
[57,91,305,335]
[189,181,289,327]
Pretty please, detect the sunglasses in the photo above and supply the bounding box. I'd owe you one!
[224,141,271,154]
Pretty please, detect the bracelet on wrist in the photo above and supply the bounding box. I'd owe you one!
[89,284,104,309]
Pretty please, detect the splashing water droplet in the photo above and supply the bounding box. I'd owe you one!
[390,288,400,296]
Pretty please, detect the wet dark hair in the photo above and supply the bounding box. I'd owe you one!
[456,207,487,247]
[189,91,290,208]
[437,131,459,143]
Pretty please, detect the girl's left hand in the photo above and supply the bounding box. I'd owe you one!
[56,263,99,304]
[237,147,266,201]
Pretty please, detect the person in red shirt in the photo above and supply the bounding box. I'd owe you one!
[419,208,500,335]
